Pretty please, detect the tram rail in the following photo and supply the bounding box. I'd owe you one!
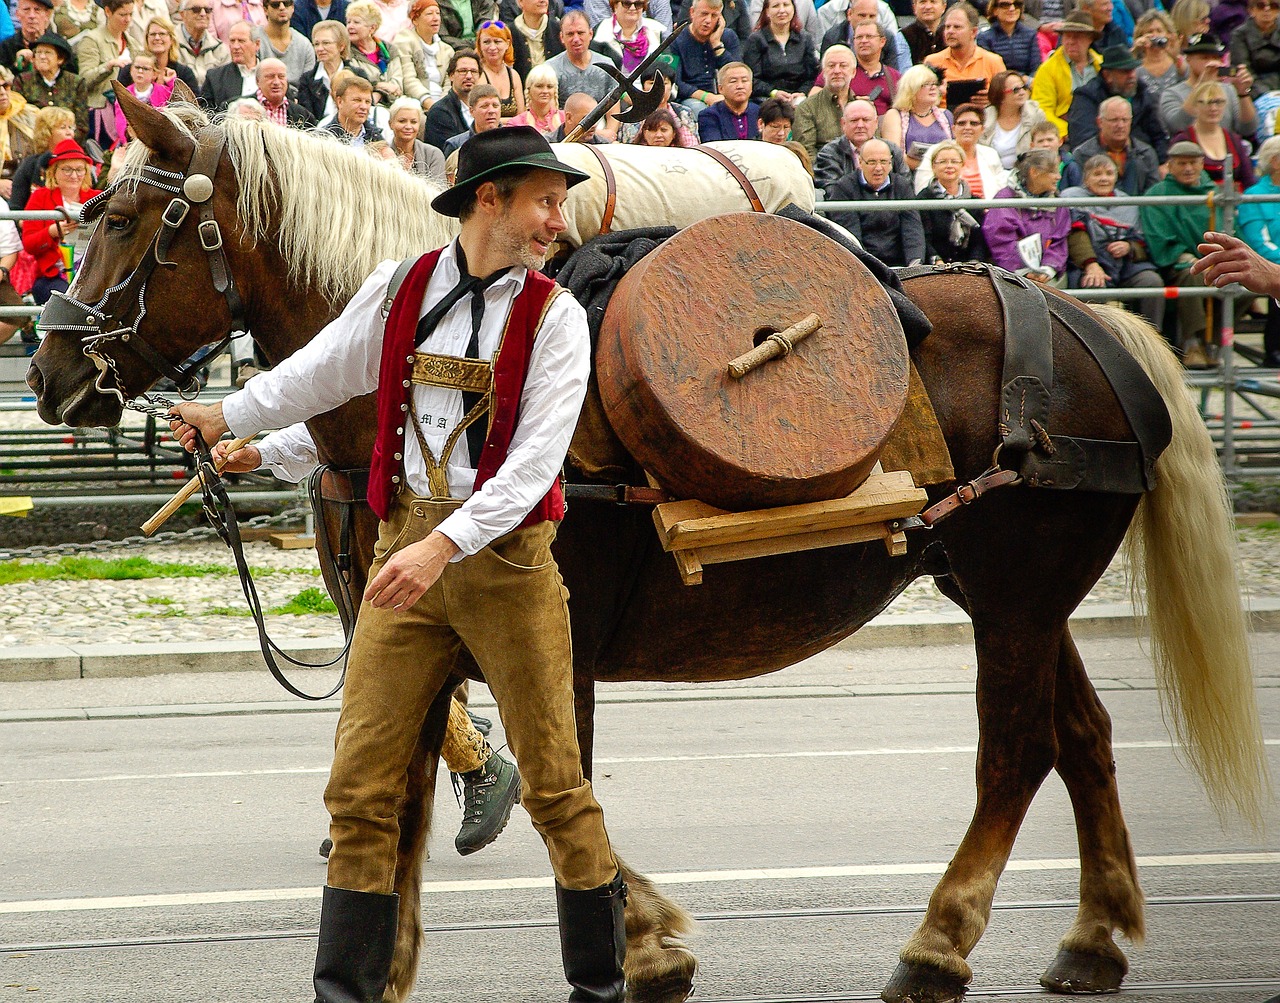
[4,891,1277,954]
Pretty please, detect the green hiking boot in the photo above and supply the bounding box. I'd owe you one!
[454,751,522,856]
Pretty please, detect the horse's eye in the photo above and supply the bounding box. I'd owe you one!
[105,214,131,231]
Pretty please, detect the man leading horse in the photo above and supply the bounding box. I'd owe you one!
[169,127,627,1003]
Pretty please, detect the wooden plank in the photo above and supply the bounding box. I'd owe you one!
[690,520,896,568]
[672,549,703,586]
[270,532,315,550]
[654,471,926,552]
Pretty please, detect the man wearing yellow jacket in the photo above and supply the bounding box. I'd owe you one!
[1031,10,1101,137]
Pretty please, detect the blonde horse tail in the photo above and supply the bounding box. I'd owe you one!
[1093,304,1270,829]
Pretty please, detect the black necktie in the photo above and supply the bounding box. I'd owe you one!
[412,245,509,467]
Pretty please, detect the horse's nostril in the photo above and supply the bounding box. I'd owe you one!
[26,361,44,395]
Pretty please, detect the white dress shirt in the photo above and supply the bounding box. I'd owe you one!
[255,421,320,482]
[222,241,590,557]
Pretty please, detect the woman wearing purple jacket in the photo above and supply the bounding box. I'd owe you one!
[983,147,1070,286]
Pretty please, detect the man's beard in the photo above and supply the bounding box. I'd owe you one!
[492,212,548,271]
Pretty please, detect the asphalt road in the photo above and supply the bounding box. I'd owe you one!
[1,636,1279,1003]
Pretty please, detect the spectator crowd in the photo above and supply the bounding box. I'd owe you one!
[0,0,1276,367]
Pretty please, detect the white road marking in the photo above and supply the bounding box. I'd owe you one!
[2,852,1277,915]
[4,739,1278,786]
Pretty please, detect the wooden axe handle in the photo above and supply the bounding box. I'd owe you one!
[141,436,254,536]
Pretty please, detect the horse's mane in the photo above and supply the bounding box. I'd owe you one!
[117,102,459,306]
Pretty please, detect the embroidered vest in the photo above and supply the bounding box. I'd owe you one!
[367,248,566,525]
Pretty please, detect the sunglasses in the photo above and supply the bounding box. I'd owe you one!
[185,4,213,9]
[618,0,647,7]
[0,82,10,91]
[478,18,506,29]
[266,1,293,8]
[1256,1,1280,8]
[1008,83,1027,92]
[993,2,1022,8]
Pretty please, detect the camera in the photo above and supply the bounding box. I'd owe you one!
[1149,35,1168,46]
[1217,64,1235,77]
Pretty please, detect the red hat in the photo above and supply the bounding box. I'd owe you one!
[47,138,93,168]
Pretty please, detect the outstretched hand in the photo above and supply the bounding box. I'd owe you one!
[168,401,230,454]
[1191,231,1280,297]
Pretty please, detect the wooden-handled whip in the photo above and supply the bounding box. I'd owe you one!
[141,435,254,536]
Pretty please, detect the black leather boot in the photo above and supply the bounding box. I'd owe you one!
[555,871,627,1003]
[313,885,399,1003]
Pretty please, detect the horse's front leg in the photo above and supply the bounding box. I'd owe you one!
[1040,631,1145,994]
[882,603,1063,1003]
[385,687,452,1003]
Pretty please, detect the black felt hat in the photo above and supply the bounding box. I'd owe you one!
[1099,44,1140,70]
[430,125,591,218]
[31,32,74,62]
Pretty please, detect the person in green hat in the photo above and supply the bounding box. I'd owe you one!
[170,125,631,1003]
[1065,42,1169,158]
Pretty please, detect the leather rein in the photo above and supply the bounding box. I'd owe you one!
[40,127,352,701]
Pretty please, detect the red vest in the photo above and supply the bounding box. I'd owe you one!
[367,248,566,525]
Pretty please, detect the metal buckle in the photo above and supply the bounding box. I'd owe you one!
[161,198,189,228]
[198,219,223,251]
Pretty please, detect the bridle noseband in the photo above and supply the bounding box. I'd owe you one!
[40,127,247,403]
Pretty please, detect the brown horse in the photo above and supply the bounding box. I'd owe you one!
[27,91,1268,1003]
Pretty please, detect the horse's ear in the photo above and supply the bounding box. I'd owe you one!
[112,81,195,165]
[169,79,198,107]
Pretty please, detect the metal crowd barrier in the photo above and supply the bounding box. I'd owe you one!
[0,207,84,321]
[815,157,1280,478]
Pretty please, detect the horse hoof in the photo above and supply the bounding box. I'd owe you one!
[1039,949,1125,994]
[881,961,968,1003]
[627,974,695,1003]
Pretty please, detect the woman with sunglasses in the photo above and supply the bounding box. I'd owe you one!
[593,0,665,74]
[1231,0,1280,90]
[476,19,524,120]
[981,70,1044,168]
[1170,79,1256,190]
[742,0,817,105]
[915,101,1006,198]
[976,0,1040,74]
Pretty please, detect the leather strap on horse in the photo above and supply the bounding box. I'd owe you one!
[584,143,618,235]
[308,465,367,636]
[696,146,765,213]
[898,262,1170,495]
[919,466,1021,526]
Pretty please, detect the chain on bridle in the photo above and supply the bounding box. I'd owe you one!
[40,127,350,702]
[40,127,246,407]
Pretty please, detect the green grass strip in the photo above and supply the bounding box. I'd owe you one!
[0,556,319,585]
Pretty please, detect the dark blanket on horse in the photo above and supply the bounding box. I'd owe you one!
[551,213,954,489]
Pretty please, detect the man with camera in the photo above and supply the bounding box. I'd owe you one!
[1160,32,1256,135]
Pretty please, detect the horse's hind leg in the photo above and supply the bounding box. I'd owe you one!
[882,603,1064,1003]
[384,688,451,1003]
[1041,630,1145,994]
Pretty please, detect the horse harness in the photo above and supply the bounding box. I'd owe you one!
[37,128,354,701]
[897,261,1173,528]
[39,128,247,401]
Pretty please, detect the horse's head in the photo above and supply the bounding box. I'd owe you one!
[28,85,246,427]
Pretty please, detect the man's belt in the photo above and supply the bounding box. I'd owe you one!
[412,352,492,394]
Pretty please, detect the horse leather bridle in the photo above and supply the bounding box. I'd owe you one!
[39,127,246,401]
[41,127,353,701]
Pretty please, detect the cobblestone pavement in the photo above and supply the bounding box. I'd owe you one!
[3,528,1279,648]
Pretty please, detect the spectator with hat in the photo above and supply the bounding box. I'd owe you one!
[1,0,71,78]
[21,137,100,306]
[1161,31,1255,134]
[168,122,629,1003]
[1066,42,1169,158]
[14,33,87,144]
[1139,139,1219,367]
[1031,9,1101,137]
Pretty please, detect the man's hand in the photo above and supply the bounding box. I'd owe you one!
[1106,240,1131,258]
[710,12,725,47]
[1192,231,1280,295]
[704,91,725,104]
[211,439,262,473]
[972,85,990,109]
[365,530,461,610]
[1234,64,1254,96]
[1081,261,1108,287]
[168,401,231,453]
